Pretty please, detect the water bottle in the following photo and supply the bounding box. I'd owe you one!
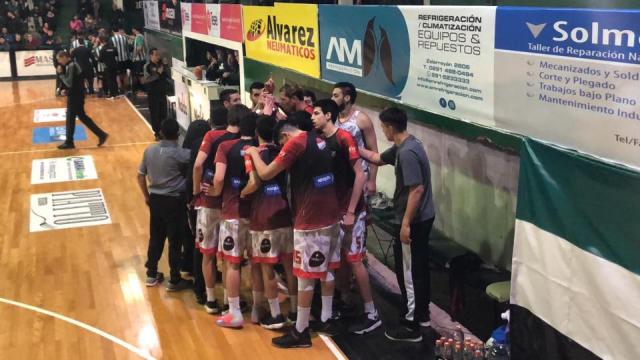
[473,350,484,360]
[454,344,463,360]
[434,339,444,360]
[454,325,465,344]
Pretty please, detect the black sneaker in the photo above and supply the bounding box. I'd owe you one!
[272,327,312,349]
[260,314,286,330]
[205,300,220,314]
[384,326,423,343]
[287,312,297,323]
[145,272,165,287]
[57,142,75,150]
[349,313,382,335]
[97,133,109,147]
[400,317,431,329]
[310,319,341,337]
[166,278,193,292]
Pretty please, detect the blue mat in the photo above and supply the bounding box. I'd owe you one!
[33,125,87,144]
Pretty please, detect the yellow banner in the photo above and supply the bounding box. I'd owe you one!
[243,3,320,78]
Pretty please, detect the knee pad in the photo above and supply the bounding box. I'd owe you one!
[297,278,315,292]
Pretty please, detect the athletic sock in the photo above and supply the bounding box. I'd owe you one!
[268,298,281,317]
[289,295,297,310]
[321,295,333,322]
[206,287,216,302]
[296,306,310,333]
[364,301,377,319]
[229,296,242,318]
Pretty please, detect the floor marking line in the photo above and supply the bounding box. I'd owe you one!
[0,141,154,156]
[0,297,156,360]
[124,97,154,134]
[319,334,348,360]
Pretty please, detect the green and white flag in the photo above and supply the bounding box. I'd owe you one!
[510,139,640,360]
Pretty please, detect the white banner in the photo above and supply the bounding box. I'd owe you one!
[33,108,67,123]
[31,156,98,184]
[144,0,160,31]
[175,79,191,129]
[494,7,640,169]
[29,188,111,232]
[0,51,10,78]
[15,50,55,76]
[401,7,496,127]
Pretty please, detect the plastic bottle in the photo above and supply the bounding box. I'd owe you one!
[454,344,463,360]
[454,325,465,344]
[463,341,475,360]
[434,339,444,359]
[473,350,484,360]
[443,341,453,360]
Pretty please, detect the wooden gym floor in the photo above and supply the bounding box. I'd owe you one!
[0,80,341,360]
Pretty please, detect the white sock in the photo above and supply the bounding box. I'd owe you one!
[229,296,241,317]
[268,298,281,317]
[296,306,310,333]
[252,291,263,308]
[321,295,333,322]
[223,289,229,305]
[206,287,216,302]
[364,301,377,318]
[289,295,297,310]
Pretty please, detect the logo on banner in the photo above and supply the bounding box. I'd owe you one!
[247,16,316,60]
[321,7,409,97]
[182,7,190,23]
[24,54,52,67]
[209,9,218,29]
[526,22,547,38]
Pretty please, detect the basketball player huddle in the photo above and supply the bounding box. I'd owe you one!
[192,83,381,349]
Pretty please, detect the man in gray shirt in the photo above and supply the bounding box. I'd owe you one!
[138,119,193,291]
[359,107,435,343]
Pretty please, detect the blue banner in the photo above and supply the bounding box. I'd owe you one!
[319,5,410,99]
[496,7,640,65]
[33,126,87,144]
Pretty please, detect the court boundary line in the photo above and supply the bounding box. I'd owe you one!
[0,297,156,360]
[124,97,154,134]
[319,334,348,360]
[0,141,155,156]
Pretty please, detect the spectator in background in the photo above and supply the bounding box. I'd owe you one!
[84,14,96,32]
[249,81,264,110]
[204,50,221,81]
[41,29,54,46]
[91,0,100,20]
[220,51,239,85]
[69,14,83,33]
[0,28,11,43]
[24,32,40,49]
[110,3,124,30]
[45,11,56,31]
[303,90,316,108]
[131,27,147,95]
[11,32,24,49]
[0,36,9,51]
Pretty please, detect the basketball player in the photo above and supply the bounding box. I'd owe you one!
[241,115,295,330]
[192,106,240,314]
[311,99,381,334]
[246,120,341,348]
[209,110,259,329]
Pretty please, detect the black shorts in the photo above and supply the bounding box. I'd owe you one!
[117,60,132,75]
[96,71,104,80]
[133,60,145,76]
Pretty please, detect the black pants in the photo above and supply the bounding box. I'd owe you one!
[146,194,186,283]
[188,207,205,297]
[148,92,167,135]
[84,70,94,94]
[65,95,106,144]
[104,67,118,97]
[393,217,434,329]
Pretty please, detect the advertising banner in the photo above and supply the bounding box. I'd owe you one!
[174,79,191,129]
[15,50,56,76]
[29,189,111,232]
[33,108,67,123]
[244,3,319,78]
[220,4,243,43]
[494,7,640,169]
[0,51,10,78]
[32,126,87,144]
[143,0,160,31]
[319,5,496,126]
[159,0,181,34]
[182,3,220,38]
[31,156,98,184]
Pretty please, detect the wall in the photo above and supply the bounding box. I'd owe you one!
[245,58,520,269]
[144,28,184,62]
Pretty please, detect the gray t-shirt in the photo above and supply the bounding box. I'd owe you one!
[380,135,436,224]
[139,140,190,196]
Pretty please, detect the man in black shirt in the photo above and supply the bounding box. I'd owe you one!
[55,50,108,150]
[70,34,94,95]
[98,34,118,99]
[143,48,168,139]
